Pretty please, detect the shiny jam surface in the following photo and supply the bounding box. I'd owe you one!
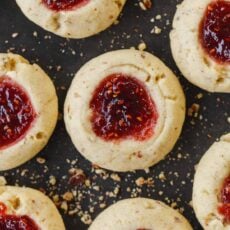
[218,175,230,223]
[0,202,39,230]
[42,0,89,11]
[0,77,36,150]
[89,74,158,141]
[199,0,230,63]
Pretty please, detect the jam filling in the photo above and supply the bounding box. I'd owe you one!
[218,175,230,223]
[199,0,230,63]
[0,77,36,150]
[0,202,39,230]
[89,74,158,141]
[42,0,89,11]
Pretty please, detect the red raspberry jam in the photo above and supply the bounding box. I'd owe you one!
[0,77,36,150]
[42,0,89,11]
[218,175,230,223]
[199,0,230,63]
[0,202,39,230]
[89,74,159,141]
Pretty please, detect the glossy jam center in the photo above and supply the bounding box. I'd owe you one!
[89,74,158,141]
[42,0,89,11]
[199,0,230,63]
[218,175,230,223]
[0,77,36,150]
[0,202,39,230]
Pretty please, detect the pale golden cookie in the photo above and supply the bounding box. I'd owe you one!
[170,0,230,92]
[64,49,185,172]
[16,0,127,39]
[0,53,58,171]
[89,198,193,230]
[193,133,230,229]
[0,186,65,230]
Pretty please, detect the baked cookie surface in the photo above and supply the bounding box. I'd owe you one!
[0,186,65,230]
[89,198,192,230]
[15,0,126,39]
[170,0,230,92]
[64,49,185,172]
[193,133,230,229]
[0,53,58,171]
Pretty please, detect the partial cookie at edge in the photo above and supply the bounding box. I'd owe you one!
[193,133,230,229]
[0,186,65,230]
[0,53,58,171]
[170,0,230,92]
[89,198,192,230]
[15,0,127,38]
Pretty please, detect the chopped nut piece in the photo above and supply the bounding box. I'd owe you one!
[62,192,74,202]
[188,103,200,117]
[60,201,68,212]
[159,172,166,181]
[81,213,92,225]
[49,175,56,186]
[139,0,152,10]
[68,168,86,186]
[36,157,46,164]
[110,173,121,182]
[135,177,145,186]
[135,177,154,187]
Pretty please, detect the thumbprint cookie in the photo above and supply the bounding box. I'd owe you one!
[0,53,58,171]
[170,0,230,92]
[193,133,230,229]
[89,198,192,230]
[64,49,185,172]
[0,186,65,230]
[16,0,126,39]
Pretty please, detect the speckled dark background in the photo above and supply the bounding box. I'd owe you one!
[0,0,229,229]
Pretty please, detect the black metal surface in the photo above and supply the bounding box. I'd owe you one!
[0,0,229,229]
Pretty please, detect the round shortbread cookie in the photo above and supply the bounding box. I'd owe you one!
[64,49,185,172]
[15,0,127,39]
[193,133,230,229]
[170,0,230,92]
[0,186,65,229]
[0,53,58,171]
[89,198,192,230]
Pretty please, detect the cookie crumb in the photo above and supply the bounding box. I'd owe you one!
[110,173,121,182]
[49,175,56,186]
[188,103,200,117]
[138,42,147,51]
[227,117,230,124]
[68,168,86,186]
[151,26,162,34]
[81,213,92,225]
[11,33,19,38]
[159,171,166,181]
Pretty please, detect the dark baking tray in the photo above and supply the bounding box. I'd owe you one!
[0,0,229,229]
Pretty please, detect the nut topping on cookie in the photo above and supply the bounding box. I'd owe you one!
[199,0,230,63]
[89,74,158,141]
[0,202,39,229]
[42,0,89,11]
[218,175,230,223]
[0,77,36,150]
